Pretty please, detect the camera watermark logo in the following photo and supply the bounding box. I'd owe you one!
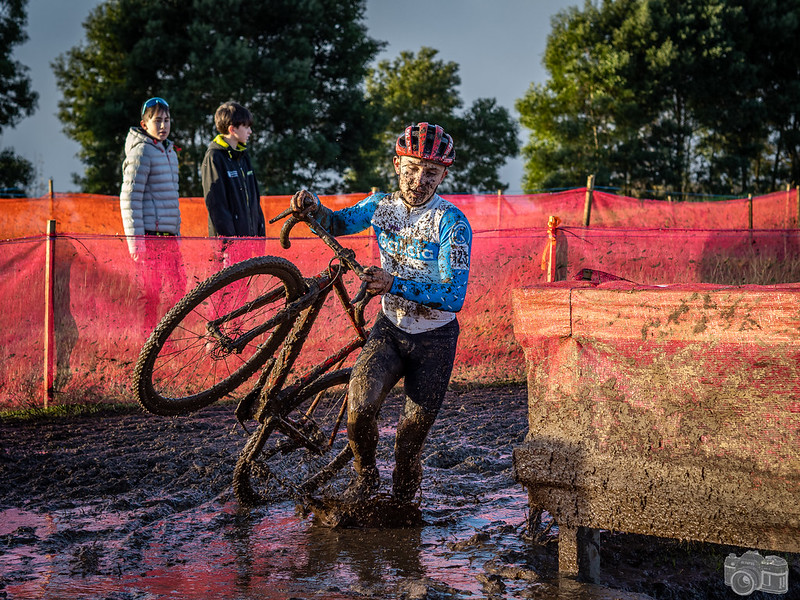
[724,550,788,596]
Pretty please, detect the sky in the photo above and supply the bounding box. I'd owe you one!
[1,0,578,195]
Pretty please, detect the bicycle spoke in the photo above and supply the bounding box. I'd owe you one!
[153,277,284,396]
[135,257,304,415]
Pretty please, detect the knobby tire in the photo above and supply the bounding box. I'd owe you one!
[134,256,305,416]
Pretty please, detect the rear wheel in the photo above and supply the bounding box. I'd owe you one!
[233,369,354,506]
[134,256,305,416]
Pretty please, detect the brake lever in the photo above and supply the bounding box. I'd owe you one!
[270,207,296,224]
[270,202,318,225]
[352,281,376,328]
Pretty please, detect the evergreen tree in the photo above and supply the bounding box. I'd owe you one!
[0,148,34,195]
[446,98,519,194]
[517,0,800,197]
[53,0,384,196]
[0,0,38,195]
[350,47,518,194]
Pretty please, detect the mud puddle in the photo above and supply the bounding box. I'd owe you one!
[2,385,798,599]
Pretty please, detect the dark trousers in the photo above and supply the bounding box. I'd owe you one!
[347,312,459,499]
[137,234,186,334]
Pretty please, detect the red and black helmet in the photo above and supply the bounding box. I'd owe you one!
[395,122,455,167]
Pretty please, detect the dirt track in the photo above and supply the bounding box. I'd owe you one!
[1,385,799,599]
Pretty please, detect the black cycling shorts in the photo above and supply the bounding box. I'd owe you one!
[352,312,460,415]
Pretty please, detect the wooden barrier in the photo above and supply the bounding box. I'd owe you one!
[511,281,800,579]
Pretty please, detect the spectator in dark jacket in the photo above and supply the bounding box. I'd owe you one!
[201,101,265,237]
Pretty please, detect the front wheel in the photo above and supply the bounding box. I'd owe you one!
[233,369,354,507]
[134,256,305,416]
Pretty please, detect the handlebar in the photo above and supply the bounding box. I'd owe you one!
[270,208,374,321]
[270,209,366,278]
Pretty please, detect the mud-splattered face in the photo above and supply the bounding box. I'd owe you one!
[393,156,448,208]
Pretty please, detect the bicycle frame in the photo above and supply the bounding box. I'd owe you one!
[220,212,384,504]
[232,257,373,471]
[212,212,379,497]
[134,210,378,504]
[256,261,371,424]
[250,210,375,420]
[235,269,368,469]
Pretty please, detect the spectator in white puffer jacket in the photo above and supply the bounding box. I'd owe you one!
[120,97,184,333]
[120,96,181,258]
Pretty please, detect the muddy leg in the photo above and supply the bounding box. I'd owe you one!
[346,405,380,480]
[393,318,459,502]
[392,402,437,503]
[347,317,403,483]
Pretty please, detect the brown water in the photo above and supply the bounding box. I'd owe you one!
[2,386,794,599]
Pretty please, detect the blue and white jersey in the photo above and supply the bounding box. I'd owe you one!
[316,191,471,333]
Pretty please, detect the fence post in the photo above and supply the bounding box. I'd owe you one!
[496,189,502,230]
[43,219,56,408]
[48,179,55,222]
[583,174,595,227]
[796,186,799,229]
[748,193,753,230]
[541,215,561,283]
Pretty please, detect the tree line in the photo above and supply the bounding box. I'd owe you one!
[51,0,518,197]
[0,0,37,194]
[3,0,800,199]
[518,0,800,198]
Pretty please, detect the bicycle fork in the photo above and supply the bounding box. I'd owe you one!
[234,358,276,429]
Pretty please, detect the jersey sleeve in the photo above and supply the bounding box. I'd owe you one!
[314,193,384,236]
[389,210,472,312]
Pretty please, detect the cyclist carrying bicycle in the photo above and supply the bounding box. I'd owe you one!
[290,122,472,506]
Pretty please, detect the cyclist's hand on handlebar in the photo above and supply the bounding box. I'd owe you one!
[290,189,320,216]
[360,266,394,295]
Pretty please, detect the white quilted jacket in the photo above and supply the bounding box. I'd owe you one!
[119,127,181,253]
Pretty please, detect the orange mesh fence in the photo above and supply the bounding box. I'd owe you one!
[553,227,800,285]
[0,228,547,408]
[2,187,799,239]
[0,194,366,239]
[588,189,800,229]
[3,189,800,409]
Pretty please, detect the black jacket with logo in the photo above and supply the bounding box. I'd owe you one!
[201,135,266,237]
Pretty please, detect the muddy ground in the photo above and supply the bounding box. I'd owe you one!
[1,384,798,599]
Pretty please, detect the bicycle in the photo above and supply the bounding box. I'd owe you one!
[132,209,376,506]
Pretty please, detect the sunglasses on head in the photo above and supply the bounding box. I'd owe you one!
[141,97,169,116]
